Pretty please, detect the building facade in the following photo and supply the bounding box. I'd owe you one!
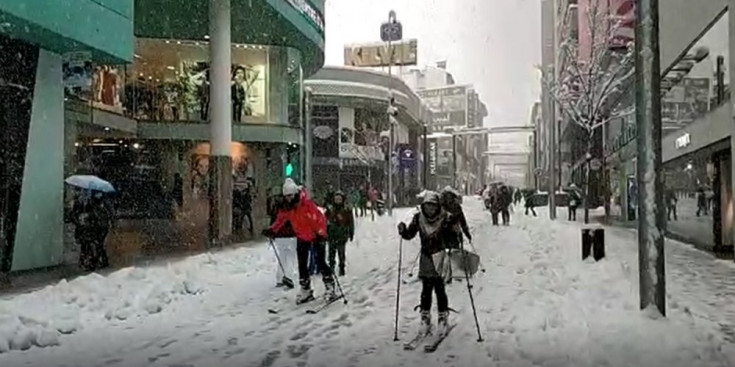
[1,0,327,272]
[402,64,489,193]
[0,0,134,272]
[305,66,428,205]
[536,0,735,255]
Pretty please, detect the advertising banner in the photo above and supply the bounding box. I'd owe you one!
[417,85,468,131]
[338,107,383,162]
[62,51,93,99]
[435,138,453,176]
[662,77,710,125]
[344,39,418,67]
[92,65,124,114]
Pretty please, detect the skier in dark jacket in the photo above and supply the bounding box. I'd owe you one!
[397,191,459,342]
[325,191,355,276]
[440,187,471,249]
[439,187,472,284]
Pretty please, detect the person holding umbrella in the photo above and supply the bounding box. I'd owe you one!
[65,175,115,271]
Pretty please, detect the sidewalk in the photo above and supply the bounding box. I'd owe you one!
[1,201,734,366]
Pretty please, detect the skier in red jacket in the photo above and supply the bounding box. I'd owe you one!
[264,179,335,304]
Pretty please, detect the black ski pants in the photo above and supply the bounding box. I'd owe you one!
[420,276,449,312]
[328,239,347,271]
[297,240,333,289]
[501,210,510,225]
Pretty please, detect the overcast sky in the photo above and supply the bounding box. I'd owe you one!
[323,0,542,147]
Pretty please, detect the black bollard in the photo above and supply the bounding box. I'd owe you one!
[593,228,605,261]
[582,229,592,260]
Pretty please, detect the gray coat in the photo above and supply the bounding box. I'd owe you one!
[400,211,456,278]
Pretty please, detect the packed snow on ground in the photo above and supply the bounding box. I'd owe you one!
[0,198,734,366]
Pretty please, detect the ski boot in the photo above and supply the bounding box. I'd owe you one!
[296,280,315,305]
[419,310,432,336]
[323,278,338,301]
[436,311,450,337]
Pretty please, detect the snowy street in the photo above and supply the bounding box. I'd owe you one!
[2,198,735,367]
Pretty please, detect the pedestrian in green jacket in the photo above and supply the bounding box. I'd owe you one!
[325,191,355,276]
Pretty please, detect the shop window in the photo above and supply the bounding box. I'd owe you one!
[129,38,271,124]
[661,10,729,135]
[62,52,126,115]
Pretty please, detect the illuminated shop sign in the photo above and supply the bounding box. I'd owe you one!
[675,133,691,149]
[286,0,325,33]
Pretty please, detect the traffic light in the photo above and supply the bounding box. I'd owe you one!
[285,162,294,177]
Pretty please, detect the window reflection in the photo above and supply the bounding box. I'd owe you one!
[662,10,729,134]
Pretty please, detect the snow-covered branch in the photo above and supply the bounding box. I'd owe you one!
[542,0,635,138]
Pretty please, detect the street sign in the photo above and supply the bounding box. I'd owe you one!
[399,146,416,168]
[589,158,602,171]
[380,21,402,42]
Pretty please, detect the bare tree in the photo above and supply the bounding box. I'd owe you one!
[542,0,635,224]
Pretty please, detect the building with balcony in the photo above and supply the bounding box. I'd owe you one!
[0,0,134,272]
[304,66,429,206]
[54,0,326,270]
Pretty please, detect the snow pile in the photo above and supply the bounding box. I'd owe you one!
[0,253,219,352]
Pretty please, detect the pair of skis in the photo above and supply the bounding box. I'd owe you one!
[403,324,456,352]
[268,294,345,315]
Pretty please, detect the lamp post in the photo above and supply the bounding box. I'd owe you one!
[304,86,314,194]
[381,10,402,215]
[636,0,666,316]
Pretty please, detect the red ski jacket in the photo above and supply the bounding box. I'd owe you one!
[269,189,327,243]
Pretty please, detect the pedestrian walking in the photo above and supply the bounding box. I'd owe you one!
[696,187,708,216]
[325,191,355,276]
[525,195,537,217]
[263,179,336,304]
[568,186,579,221]
[499,185,512,225]
[71,190,112,271]
[666,190,678,221]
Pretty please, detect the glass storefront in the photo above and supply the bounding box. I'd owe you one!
[660,10,732,253]
[66,38,304,129]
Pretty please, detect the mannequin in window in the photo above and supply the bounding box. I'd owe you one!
[232,66,246,122]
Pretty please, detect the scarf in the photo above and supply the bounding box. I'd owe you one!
[418,209,445,237]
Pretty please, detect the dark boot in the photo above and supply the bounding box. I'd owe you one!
[418,310,432,336]
[339,267,345,276]
[296,279,314,304]
[436,311,449,336]
[323,277,337,301]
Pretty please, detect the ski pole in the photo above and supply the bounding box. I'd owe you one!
[460,239,484,342]
[393,238,403,341]
[327,262,349,304]
[268,238,294,288]
[406,250,420,277]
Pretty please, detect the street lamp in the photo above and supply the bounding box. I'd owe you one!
[381,10,402,216]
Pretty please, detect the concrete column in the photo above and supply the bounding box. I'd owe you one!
[208,0,233,246]
[729,4,735,256]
